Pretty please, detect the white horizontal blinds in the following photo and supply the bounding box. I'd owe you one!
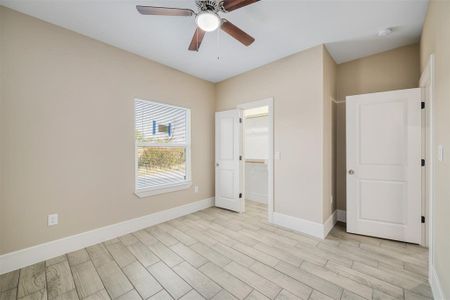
[135,100,188,190]
[135,100,187,145]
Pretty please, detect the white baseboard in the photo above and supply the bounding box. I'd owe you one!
[0,197,214,275]
[272,211,337,239]
[337,209,346,223]
[323,211,337,238]
[430,264,445,300]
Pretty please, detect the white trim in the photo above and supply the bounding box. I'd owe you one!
[420,54,435,252]
[332,99,346,104]
[272,211,337,239]
[237,98,274,222]
[0,197,214,275]
[337,209,346,223]
[429,264,445,300]
[137,143,189,148]
[135,182,192,198]
[323,211,338,238]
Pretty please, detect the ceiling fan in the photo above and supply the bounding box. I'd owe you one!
[136,0,260,51]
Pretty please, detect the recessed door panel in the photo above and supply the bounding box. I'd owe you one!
[359,101,406,166]
[218,169,235,200]
[220,118,235,161]
[359,180,406,224]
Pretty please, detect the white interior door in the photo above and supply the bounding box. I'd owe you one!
[215,110,243,212]
[346,88,421,243]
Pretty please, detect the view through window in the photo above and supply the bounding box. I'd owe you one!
[135,99,190,192]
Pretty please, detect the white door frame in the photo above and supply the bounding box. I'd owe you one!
[237,98,274,222]
[419,55,435,264]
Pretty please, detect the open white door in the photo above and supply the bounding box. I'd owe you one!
[346,88,421,243]
[215,110,244,212]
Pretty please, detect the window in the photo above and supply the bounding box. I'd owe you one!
[135,99,191,197]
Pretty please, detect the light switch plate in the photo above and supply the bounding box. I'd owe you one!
[274,152,281,160]
[438,145,444,161]
[48,214,58,226]
[194,185,199,193]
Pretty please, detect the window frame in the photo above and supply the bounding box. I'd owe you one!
[134,98,192,198]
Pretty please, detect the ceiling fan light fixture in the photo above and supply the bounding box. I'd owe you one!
[195,12,221,32]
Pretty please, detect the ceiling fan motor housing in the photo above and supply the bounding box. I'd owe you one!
[196,0,227,13]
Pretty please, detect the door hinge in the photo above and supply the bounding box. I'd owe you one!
[421,159,425,167]
[421,102,425,109]
[239,193,242,199]
[421,216,426,223]
[239,155,242,161]
[239,118,242,123]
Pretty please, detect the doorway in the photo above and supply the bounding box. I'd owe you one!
[214,98,274,221]
[239,98,273,221]
[243,106,269,206]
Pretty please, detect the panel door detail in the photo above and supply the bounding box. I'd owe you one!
[346,88,421,243]
[215,110,243,212]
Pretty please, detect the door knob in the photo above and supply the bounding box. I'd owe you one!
[348,169,355,175]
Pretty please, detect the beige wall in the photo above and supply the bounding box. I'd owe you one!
[420,0,450,296]
[0,3,434,264]
[216,45,331,224]
[0,7,215,255]
[323,47,337,221]
[1,6,335,255]
[335,44,420,210]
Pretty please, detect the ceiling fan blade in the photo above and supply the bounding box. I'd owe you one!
[221,19,255,46]
[222,0,260,12]
[188,27,206,51]
[136,5,194,16]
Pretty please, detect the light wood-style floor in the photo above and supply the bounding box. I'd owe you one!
[0,201,432,300]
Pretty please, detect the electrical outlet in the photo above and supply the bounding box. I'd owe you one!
[194,185,199,193]
[48,214,58,226]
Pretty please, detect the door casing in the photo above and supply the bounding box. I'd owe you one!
[420,54,435,264]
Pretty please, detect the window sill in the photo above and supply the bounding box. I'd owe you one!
[135,182,192,198]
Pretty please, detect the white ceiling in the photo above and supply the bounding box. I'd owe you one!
[0,0,429,82]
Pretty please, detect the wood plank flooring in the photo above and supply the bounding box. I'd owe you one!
[0,201,432,300]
